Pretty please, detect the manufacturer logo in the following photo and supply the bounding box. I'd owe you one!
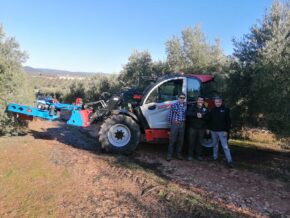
[158,104,171,109]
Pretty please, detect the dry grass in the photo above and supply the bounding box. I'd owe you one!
[0,135,249,217]
[232,128,288,152]
[238,128,277,143]
[0,137,71,217]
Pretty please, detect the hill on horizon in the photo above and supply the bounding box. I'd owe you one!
[23,66,108,77]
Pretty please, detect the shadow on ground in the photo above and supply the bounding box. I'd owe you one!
[133,141,290,184]
[29,124,101,152]
[29,122,290,185]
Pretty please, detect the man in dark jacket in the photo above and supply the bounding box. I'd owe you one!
[186,96,208,161]
[208,96,233,167]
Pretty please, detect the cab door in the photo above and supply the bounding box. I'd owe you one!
[139,77,186,129]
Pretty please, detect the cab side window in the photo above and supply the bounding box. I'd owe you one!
[187,78,200,102]
[145,79,183,104]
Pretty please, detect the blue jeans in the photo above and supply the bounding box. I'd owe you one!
[211,131,232,163]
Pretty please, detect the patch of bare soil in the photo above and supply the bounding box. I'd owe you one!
[86,122,290,217]
[0,119,289,217]
[133,146,290,217]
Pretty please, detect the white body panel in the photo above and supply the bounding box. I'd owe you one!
[140,77,187,129]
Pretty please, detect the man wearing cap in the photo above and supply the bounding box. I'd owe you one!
[208,96,233,168]
[167,93,187,161]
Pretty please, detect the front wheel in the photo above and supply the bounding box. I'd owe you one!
[99,115,141,154]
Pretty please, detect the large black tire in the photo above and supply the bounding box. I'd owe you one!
[99,114,141,154]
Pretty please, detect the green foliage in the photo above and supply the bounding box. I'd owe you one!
[63,81,86,103]
[151,60,171,78]
[31,76,75,99]
[63,74,121,103]
[226,0,290,137]
[0,24,34,135]
[166,26,230,97]
[118,50,170,90]
[86,75,113,101]
[166,25,229,75]
[118,27,229,97]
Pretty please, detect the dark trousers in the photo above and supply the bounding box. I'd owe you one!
[188,128,205,157]
[168,123,185,157]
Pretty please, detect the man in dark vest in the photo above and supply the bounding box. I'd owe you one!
[186,96,208,161]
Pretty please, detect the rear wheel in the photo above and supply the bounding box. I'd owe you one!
[99,114,141,154]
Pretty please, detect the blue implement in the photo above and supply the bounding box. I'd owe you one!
[53,103,81,110]
[67,110,85,126]
[7,103,59,121]
[7,103,91,127]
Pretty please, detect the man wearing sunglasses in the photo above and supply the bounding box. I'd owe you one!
[167,93,187,161]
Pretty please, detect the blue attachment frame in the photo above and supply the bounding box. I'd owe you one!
[36,97,81,110]
[6,103,85,127]
[7,103,59,121]
[53,103,81,110]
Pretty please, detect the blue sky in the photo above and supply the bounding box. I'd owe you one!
[0,0,273,73]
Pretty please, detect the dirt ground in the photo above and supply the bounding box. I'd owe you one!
[0,120,290,218]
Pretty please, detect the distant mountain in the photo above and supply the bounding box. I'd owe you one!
[23,66,106,77]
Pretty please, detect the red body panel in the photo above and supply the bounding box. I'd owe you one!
[188,74,214,83]
[80,109,92,127]
[145,129,169,141]
[18,114,33,121]
[75,98,83,105]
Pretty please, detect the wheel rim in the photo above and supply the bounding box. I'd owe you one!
[107,124,131,147]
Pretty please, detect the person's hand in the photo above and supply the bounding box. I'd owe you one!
[206,129,210,134]
[224,132,228,137]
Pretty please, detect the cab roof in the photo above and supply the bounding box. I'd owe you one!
[186,74,214,83]
[165,73,214,83]
[155,73,214,84]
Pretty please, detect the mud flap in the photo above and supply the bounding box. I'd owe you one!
[18,114,33,121]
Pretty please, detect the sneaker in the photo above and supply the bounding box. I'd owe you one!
[187,156,193,161]
[177,154,183,160]
[166,155,172,161]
